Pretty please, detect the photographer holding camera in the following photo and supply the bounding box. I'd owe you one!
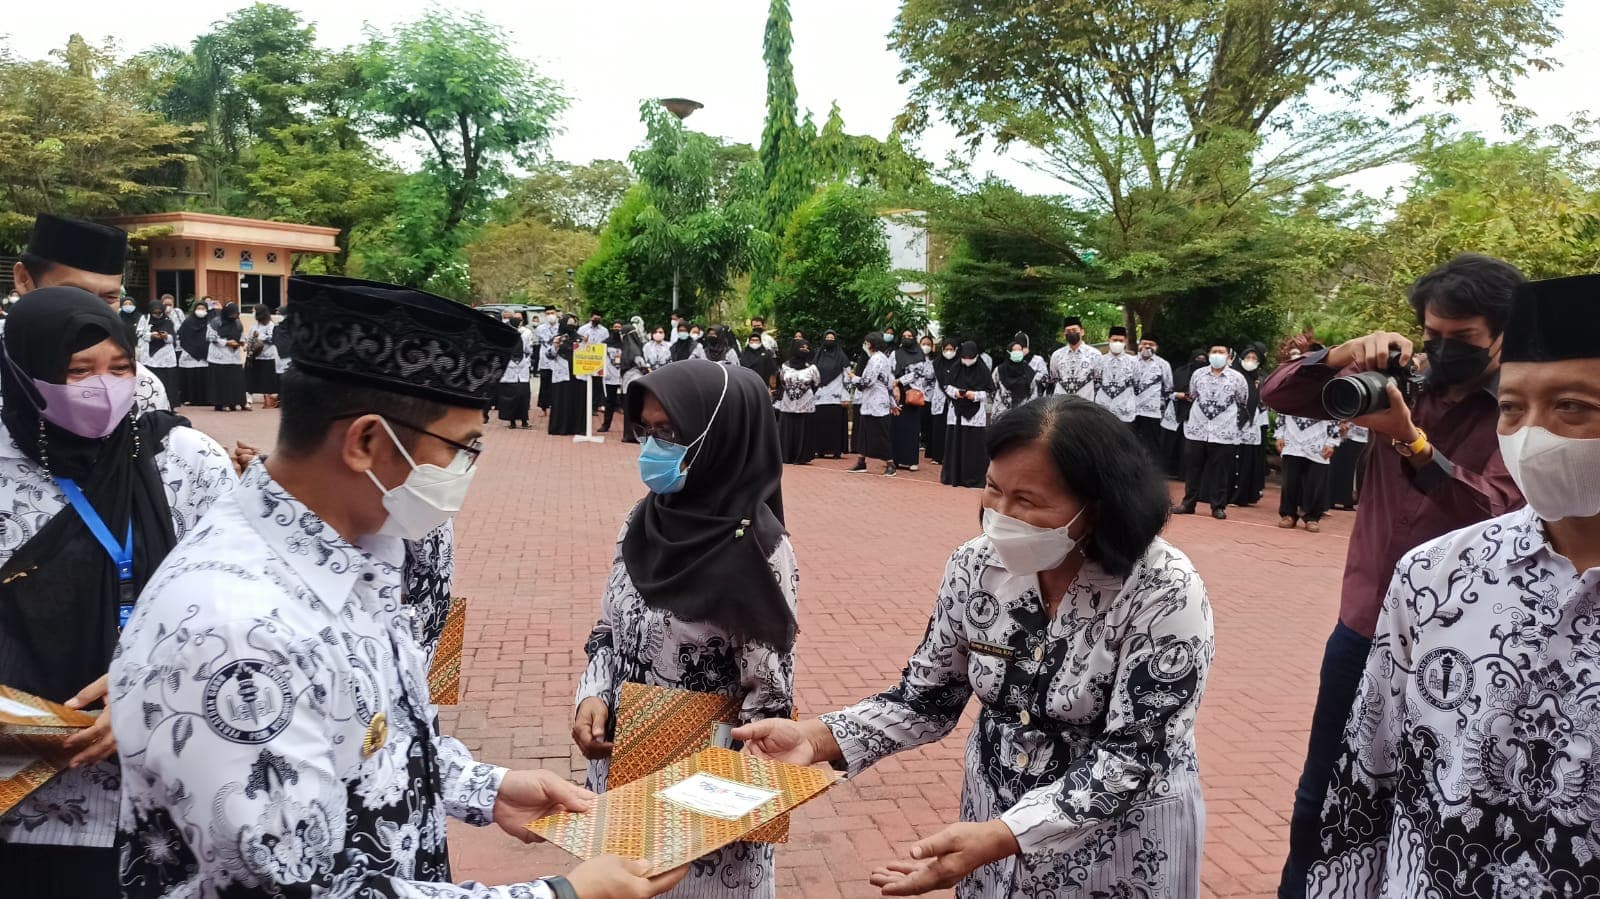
[1260,254,1525,898]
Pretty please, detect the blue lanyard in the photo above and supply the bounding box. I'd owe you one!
[55,478,137,626]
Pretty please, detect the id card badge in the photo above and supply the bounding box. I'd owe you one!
[117,579,136,630]
[118,602,135,630]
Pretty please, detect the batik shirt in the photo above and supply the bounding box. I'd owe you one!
[820,536,1213,898]
[944,379,990,428]
[0,424,236,850]
[897,359,942,415]
[500,331,533,383]
[1095,352,1140,422]
[1278,416,1340,464]
[1134,354,1173,421]
[1183,367,1250,445]
[1049,344,1102,400]
[136,317,179,368]
[639,341,673,374]
[534,322,558,372]
[577,517,797,899]
[856,352,897,417]
[1309,507,1600,899]
[111,462,541,898]
[774,364,821,414]
[544,342,571,384]
[403,520,456,667]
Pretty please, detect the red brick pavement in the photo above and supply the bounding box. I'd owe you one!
[183,406,1350,898]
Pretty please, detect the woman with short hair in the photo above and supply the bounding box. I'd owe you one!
[739,396,1213,898]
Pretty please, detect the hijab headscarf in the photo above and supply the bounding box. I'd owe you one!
[739,329,776,382]
[996,331,1036,401]
[557,316,579,364]
[949,340,990,419]
[622,361,794,651]
[786,339,813,370]
[0,288,184,703]
[145,301,174,359]
[605,322,625,350]
[932,336,960,390]
[670,324,699,362]
[215,302,243,342]
[1234,340,1267,427]
[814,330,848,386]
[178,304,211,360]
[892,333,926,377]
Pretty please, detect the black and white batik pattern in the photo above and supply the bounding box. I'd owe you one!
[1309,507,1600,898]
[1049,344,1102,401]
[404,520,456,665]
[1183,368,1249,445]
[111,462,547,899]
[0,423,235,850]
[1096,352,1141,422]
[576,519,798,899]
[1134,355,1173,423]
[1278,416,1340,464]
[855,352,898,417]
[774,364,821,414]
[820,536,1213,898]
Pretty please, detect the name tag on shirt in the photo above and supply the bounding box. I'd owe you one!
[970,641,1015,661]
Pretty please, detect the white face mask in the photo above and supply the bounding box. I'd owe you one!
[960,357,977,367]
[1241,359,1260,372]
[365,419,477,539]
[1209,353,1228,369]
[942,349,958,360]
[121,303,135,314]
[1498,426,1600,522]
[862,344,873,355]
[1139,347,1153,360]
[545,315,558,325]
[982,507,1084,574]
[1108,340,1125,355]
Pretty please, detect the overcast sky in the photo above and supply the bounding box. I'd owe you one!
[6,1,1598,199]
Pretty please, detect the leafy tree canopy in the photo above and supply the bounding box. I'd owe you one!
[770,184,915,343]
[498,160,633,233]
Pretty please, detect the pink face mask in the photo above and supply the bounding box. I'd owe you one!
[32,374,137,438]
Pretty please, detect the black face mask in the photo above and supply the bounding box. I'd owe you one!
[1066,332,1082,345]
[823,340,835,348]
[1423,337,1491,386]
[901,338,917,350]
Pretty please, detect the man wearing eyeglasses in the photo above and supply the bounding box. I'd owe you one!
[110,276,683,898]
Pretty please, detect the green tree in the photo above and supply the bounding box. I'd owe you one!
[576,185,677,326]
[0,36,194,243]
[624,101,765,317]
[464,218,598,304]
[348,172,470,298]
[892,0,1562,333]
[242,122,400,272]
[361,9,568,286]
[497,160,633,232]
[770,184,910,342]
[1335,131,1600,335]
[758,0,811,234]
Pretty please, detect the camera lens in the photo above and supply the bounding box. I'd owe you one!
[1322,371,1392,419]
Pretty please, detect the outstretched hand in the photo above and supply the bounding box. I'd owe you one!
[868,821,1020,895]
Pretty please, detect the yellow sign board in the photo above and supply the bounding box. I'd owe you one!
[573,344,606,378]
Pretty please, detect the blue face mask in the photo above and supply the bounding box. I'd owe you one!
[638,437,691,494]
[636,365,730,495]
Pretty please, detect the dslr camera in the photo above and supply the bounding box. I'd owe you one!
[1321,348,1426,419]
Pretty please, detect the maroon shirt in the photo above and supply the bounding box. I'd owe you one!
[1259,349,1523,636]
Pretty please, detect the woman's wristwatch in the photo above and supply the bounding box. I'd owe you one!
[540,876,579,899]
[1392,427,1429,458]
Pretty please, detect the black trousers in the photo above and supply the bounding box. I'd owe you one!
[1132,416,1164,465]
[1328,439,1369,509]
[1279,623,1373,898]
[1180,440,1235,511]
[1279,456,1331,522]
[536,368,554,410]
[600,384,621,431]
[592,375,606,410]
[0,842,120,898]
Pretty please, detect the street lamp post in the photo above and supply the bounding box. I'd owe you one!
[566,268,576,304]
[657,98,702,313]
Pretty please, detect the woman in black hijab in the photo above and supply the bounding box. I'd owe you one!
[546,314,587,436]
[176,301,211,406]
[141,299,181,405]
[206,301,246,411]
[993,333,1041,419]
[926,336,959,464]
[618,323,648,444]
[1230,341,1269,506]
[941,340,992,488]
[0,288,235,893]
[571,360,794,898]
[739,328,778,388]
[808,329,850,459]
[889,327,927,471]
[775,338,821,464]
